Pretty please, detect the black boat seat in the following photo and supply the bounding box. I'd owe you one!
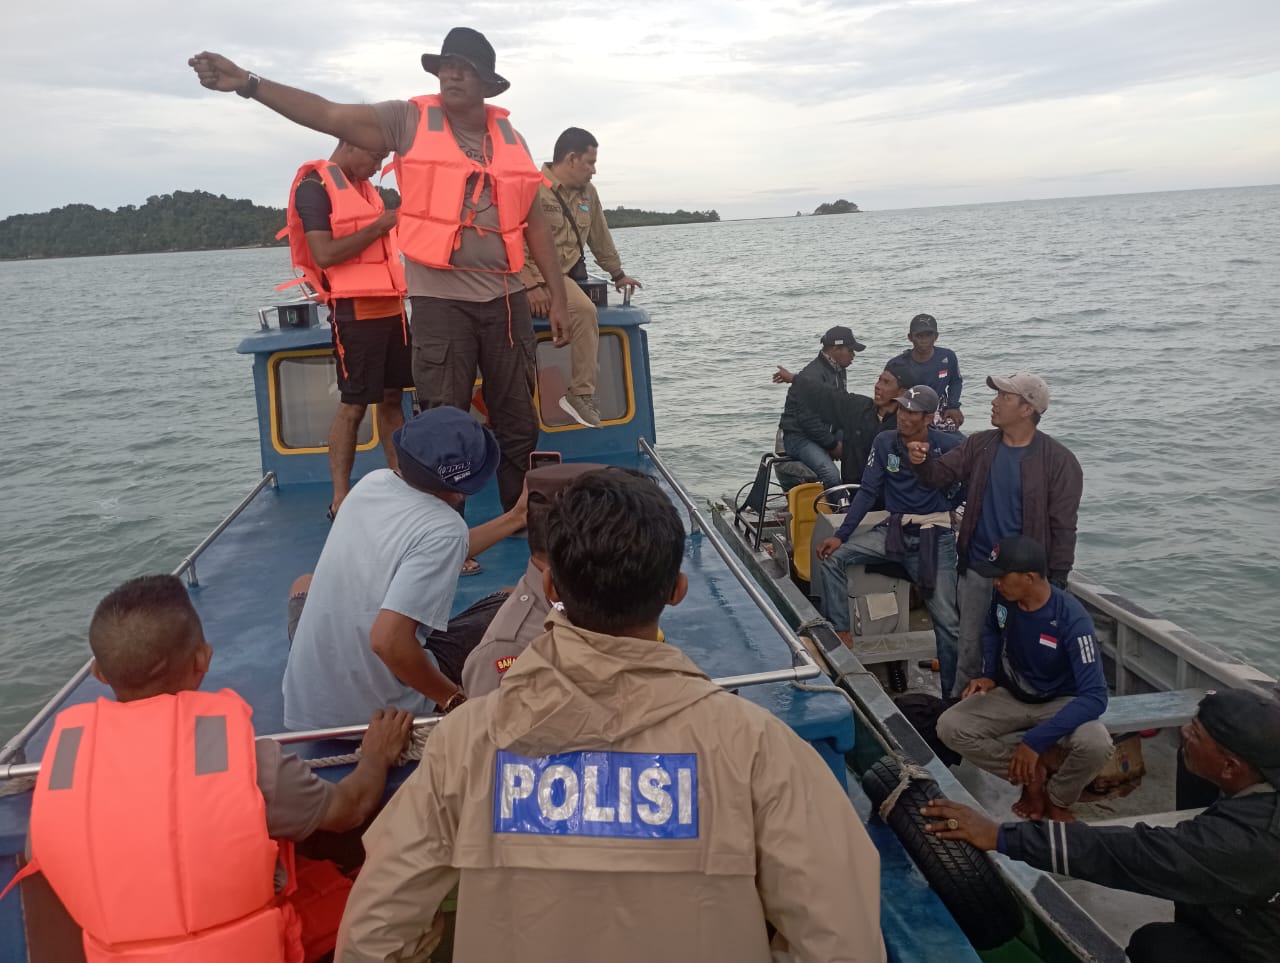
[1099,688,1206,734]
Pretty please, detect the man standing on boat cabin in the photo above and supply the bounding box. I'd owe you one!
[907,372,1083,694]
[522,127,642,428]
[281,140,409,519]
[925,688,1280,963]
[336,469,885,963]
[189,28,570,511]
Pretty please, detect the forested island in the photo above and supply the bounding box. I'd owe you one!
[603,207,720,228]
[813,199,861,214]
[0,191,718,260]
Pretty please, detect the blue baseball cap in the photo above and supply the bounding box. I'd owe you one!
[393,407,500,496]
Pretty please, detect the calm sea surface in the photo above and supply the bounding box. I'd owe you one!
[2,185,1278,739]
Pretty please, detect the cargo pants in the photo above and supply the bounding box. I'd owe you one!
[409,292,538,511]
[936,687,1113,807]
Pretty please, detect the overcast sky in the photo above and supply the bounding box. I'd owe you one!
[3,0,1278,219]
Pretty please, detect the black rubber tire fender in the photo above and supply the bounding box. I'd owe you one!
[861,755,1024,951]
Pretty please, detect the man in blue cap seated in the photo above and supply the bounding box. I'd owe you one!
[283,407,527,730]
[924,688,1280,963]
[813,385,965,694]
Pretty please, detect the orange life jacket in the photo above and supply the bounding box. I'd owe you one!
[16,690,304,963]
[279,160,407,304]
[393,95,545,273]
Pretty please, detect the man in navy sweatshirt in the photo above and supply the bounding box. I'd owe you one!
[813,385,965,691]
[936,535,1111,821]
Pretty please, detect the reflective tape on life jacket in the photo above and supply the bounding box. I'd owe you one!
[24,690,300,963]
[279,159,407,304]
[394,95,545,273]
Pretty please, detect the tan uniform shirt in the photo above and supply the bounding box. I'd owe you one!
[337,611,885,963]
[521,163,624,287]
[460,560,550,698]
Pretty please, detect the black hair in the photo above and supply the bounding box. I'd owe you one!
[89,575,203,692]
[882,357,915,390]
[527,497,553,556]
[1031,411,1042,425]
[552,127,598,164]
[546,469,684,634]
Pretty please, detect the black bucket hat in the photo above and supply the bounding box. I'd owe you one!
[421,27,510,98]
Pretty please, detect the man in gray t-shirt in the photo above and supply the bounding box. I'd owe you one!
[190,28,569,511]
[284,407,527,729]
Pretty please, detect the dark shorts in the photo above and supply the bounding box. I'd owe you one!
[331,313,413,406]
[286,590,509,687]
[424,592,510,686]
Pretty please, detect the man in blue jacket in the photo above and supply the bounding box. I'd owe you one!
[936,535,1111,821]
[812,385,965,693]
[776,326,863,490]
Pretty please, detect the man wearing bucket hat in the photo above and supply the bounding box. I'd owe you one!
[925,687,1280,963]
[907,371,1083,694]
[283,407,528,730]
[189,29,569,511]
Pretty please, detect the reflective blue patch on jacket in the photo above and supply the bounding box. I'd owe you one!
[493,750,699,839]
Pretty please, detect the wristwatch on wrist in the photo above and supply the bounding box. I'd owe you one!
[236,73,261,99]
[442,689,467,713]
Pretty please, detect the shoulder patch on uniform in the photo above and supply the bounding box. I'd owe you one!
[495,656,517,674]
[494,750,698,839]
[996,604,1008,628]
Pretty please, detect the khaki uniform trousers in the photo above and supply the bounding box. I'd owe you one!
[937,687,1113,807]
[564,280,600,397]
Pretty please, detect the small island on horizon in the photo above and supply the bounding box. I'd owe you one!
[0,192,721,261]
[802,199,861,215]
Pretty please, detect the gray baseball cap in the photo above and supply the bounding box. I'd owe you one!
[987,372,1051,414]
[895,385,940,413]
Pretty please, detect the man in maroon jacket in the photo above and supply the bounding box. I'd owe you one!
[907,372,1083,694]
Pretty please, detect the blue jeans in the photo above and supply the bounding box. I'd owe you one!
[817,525,961,696]
[782,432,842,490]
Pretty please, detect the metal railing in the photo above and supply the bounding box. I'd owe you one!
[638,438,822,685]
[0,473,279,767]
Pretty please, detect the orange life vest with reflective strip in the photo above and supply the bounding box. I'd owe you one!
[20,690,303,963]
[393,95,544,273]
[279,160,407,304]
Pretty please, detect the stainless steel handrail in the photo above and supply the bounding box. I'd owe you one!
[0,472,279,766]
[175,471,279,587]
[638,438,821,683]
[1,656,813,782]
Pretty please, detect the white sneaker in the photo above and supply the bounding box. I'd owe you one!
[559,393,603,428]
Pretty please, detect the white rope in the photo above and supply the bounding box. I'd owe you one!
[874,762,934,822]
[304,720,434,770]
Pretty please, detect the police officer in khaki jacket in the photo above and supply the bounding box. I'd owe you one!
[337,469,885,963]
[460,461,605,698]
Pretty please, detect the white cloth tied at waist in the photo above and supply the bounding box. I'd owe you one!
[895,510,953,530]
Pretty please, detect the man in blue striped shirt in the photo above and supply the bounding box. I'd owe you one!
[936,535,1111,821]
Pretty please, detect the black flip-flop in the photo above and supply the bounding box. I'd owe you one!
[325,504,336,523]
